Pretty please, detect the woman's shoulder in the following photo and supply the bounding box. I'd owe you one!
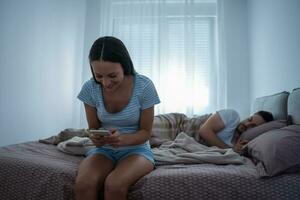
[80,78,99,92]
[135,74,154,87]
[135,73,152,82]
[82,78,98,87]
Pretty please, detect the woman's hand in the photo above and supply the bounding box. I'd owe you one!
[233,138,249,154]
[89,128,126,148]
[105,128,124,148]
[89,133,109,147]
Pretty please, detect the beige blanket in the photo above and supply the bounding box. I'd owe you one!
[39,128,89,145]
[54,132,245,166]
[153,132,245,165]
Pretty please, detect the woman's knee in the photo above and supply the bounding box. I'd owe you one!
[75,176,100,196]
[104,174,128,194]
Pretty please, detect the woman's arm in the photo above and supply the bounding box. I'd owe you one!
[83,103,101,129]
[198,113,231,149]
[84,103,111,147]
[108,106,154,147]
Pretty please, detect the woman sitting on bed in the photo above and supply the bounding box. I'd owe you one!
[75,36,160,200]
[198,109,274,154]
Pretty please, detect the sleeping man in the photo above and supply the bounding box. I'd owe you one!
[198,109,274,154]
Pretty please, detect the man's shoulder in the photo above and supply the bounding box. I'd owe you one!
[217,109,238,116]
[216,109,240,124]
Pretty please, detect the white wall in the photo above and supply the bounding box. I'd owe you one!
[0,0,86,146]
[223,0,250,119]
[248,0,300,101]
[79,0,102,128]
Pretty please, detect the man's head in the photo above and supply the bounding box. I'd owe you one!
[236,111,274,134]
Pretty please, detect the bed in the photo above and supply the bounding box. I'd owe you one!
[1,88,300,200]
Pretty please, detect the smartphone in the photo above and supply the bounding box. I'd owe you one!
[89,129,110,136]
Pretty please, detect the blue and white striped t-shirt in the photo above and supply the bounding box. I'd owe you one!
[77,73,160,149]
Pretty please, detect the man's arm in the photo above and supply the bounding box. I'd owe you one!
[198,112,231,149]
[233,138,249,154]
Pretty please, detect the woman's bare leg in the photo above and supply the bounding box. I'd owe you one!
[104,155,154,200]
[75,154,114,200]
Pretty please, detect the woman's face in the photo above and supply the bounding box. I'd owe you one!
[91,60,125,93]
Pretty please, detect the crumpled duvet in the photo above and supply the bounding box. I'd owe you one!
[54,132,245,166]
[152,132,245,165]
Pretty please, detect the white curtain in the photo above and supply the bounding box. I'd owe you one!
[96,0,225,116]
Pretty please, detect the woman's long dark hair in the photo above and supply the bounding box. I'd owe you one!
[89,36,136,83]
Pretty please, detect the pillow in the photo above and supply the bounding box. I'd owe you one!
[150,113,187,147]
[251,91,289,120]
[288,87,300,124]
[239,120,287,141]
[242,125,300,177]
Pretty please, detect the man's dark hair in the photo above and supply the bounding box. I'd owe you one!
[255,111,274,122]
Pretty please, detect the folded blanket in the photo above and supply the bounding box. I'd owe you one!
[152,132,245,165]
[39,128,89,145]
[57,136,94,156]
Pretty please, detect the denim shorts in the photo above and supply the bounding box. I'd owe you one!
[86,146,155,165]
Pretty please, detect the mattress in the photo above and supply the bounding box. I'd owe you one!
[130,162,300,200]
[0,142,81,200]
[1,141,300,200]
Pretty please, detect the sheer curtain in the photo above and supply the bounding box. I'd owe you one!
[97,0,224,116]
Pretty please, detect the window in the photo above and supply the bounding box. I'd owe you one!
[100,0,218,116]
